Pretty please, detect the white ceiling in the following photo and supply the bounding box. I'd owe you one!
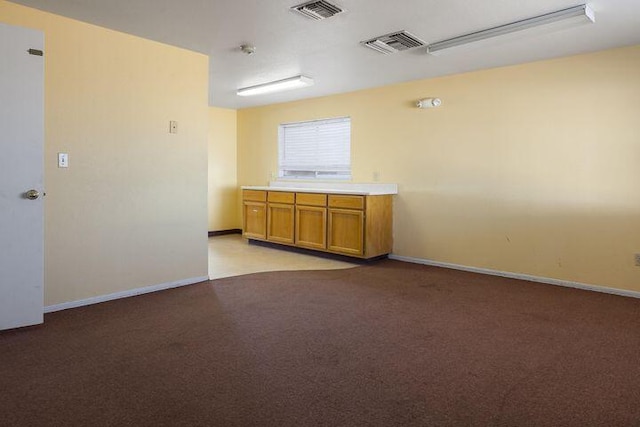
[10,0,640,109]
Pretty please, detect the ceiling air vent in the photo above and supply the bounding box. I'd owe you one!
[362,31,425,54]
[291,0,343,20]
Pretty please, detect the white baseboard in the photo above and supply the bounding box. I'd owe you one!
[388,254,640,300]
[44,276,210,313]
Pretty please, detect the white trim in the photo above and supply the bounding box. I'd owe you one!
[388,254,640,300]
[44,276,209,313]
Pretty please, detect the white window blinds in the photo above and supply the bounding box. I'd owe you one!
[278,117,351,180]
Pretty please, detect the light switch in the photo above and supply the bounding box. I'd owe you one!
[169,120,178,134]
[58,153,69,168]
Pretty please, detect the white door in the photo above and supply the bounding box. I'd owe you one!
[0,23,44,330]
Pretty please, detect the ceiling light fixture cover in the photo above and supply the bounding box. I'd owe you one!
[237,75,314,97]
[291,0,343,20]
[427,4,595,55]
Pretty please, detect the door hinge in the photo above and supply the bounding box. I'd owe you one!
[28,49,43,56]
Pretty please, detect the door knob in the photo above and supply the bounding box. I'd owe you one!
[25,189,40,200]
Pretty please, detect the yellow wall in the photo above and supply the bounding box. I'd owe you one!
[208,107,239,231]
[238,45,640,292]
[1,1,210,305]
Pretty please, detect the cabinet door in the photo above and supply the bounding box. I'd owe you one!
[328,208,364,256]
[267,203,295,244]
[296,206,327,250]
[243,201,266,240]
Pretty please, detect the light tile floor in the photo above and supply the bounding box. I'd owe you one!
[208,234,357,279]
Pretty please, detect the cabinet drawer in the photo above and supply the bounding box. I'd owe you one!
[328,195,365,210]
[243,190,266,202]
[296,193,327,207]
[268,191,295,204]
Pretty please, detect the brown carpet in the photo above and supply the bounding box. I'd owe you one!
[2,260,640,426]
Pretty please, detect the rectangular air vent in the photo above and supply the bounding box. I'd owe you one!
[362,31,425,54]
[291,0,343,20]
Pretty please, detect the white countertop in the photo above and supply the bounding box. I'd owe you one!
[242,182,398,196]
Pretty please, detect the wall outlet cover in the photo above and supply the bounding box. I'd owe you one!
[58,152,69,168]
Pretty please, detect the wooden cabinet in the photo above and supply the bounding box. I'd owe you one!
[328,207,364,255]
[295,193,327,250]
[327,194,393,258]
[266,192,295,244]
[242,189,392,259]
[243,190,295,244]
[243,190,267,239]
[327,195,365,255]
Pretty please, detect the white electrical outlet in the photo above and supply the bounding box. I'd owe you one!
[169,120,178,134]
[635,253,640,267]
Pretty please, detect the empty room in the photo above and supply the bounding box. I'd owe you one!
[1,0,640,425]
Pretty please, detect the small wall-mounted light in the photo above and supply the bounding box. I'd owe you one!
[416,98,442,108]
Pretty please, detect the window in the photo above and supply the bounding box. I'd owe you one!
[278,117,351,180]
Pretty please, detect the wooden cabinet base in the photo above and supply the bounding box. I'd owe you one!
[243,190,393,260]
[247,238,390,263]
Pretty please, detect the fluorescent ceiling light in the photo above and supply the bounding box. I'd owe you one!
[237,75,314,97]
[427,4,595,55]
